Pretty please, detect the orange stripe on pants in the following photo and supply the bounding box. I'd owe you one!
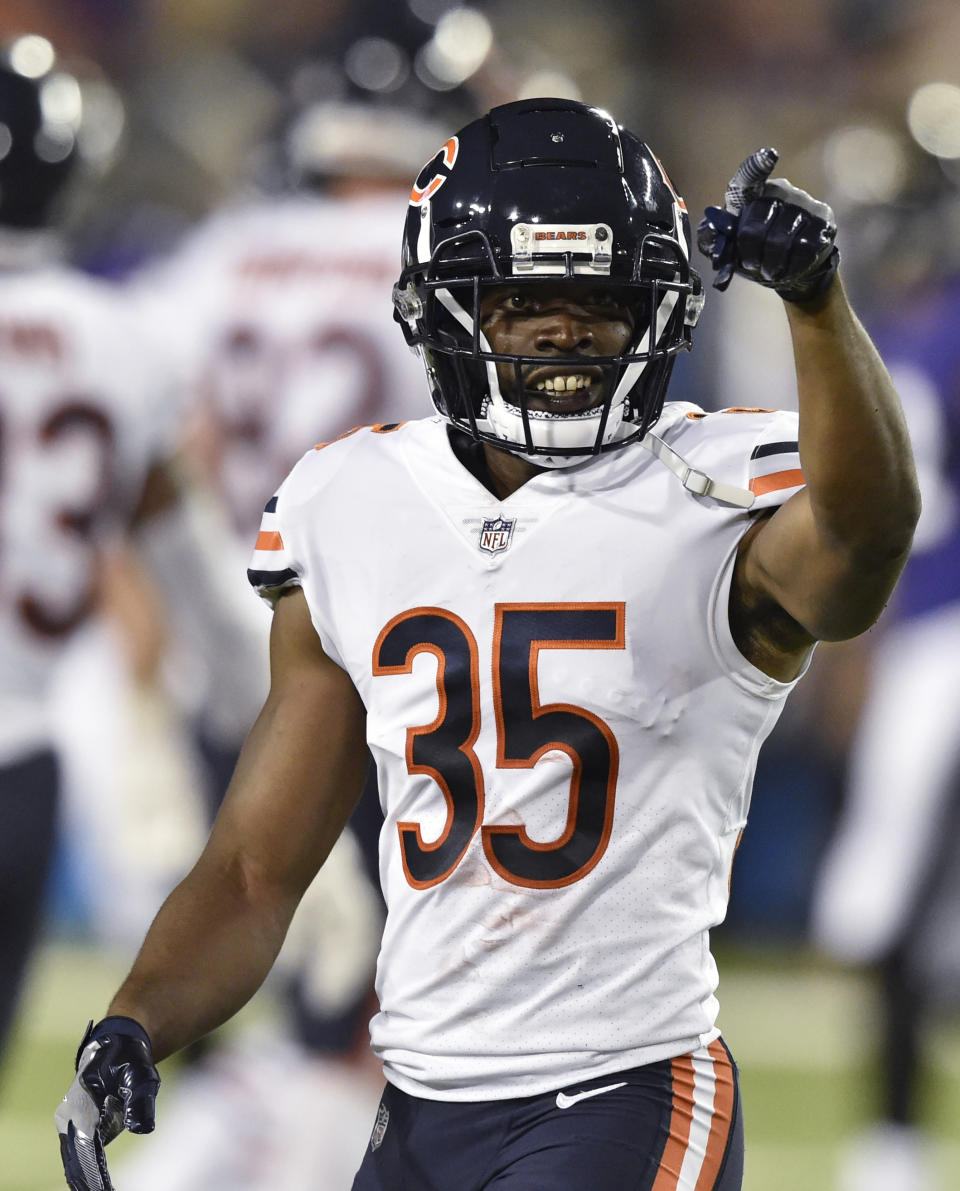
[651,1054,696,1190]
[694,1040,736,1191]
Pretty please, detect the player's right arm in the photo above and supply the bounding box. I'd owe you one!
[56,586,368,1186]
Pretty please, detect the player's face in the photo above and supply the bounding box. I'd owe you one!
[478,281,636,414]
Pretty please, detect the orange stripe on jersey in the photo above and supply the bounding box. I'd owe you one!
[749,467,804,496]
[651,1054,696,1190]
[315,422,406,449]
[694,1041,736,1191]
[255,530,284,551]
[315,426,365,450]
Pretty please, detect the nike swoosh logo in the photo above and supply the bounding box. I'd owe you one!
[555,1081,627,1109]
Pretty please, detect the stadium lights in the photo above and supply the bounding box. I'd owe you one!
[417,7,493,87]
[907,82,960,160]
[8,33,55,78]
[821,123,908,205]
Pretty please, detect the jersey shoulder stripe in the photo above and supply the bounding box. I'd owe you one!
[247,499,299,596]
[748,435,803,501]
[314,421,408,451]
[659,403,804,511]
[246,420,421,601]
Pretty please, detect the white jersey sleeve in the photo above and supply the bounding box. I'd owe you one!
[658,402,804,512]
[247,491,304,603]
[247,425,394,669]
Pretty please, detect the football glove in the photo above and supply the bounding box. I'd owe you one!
[697,147,839,303]
[54,1016,160,1191]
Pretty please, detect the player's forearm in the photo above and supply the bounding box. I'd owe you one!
[106,851,296,1061]
[786,278,921,564]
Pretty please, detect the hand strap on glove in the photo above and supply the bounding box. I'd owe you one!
[75,1016,153,1069]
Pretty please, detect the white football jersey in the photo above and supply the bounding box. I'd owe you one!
[136,191,428,539]
[249,404,808,1100]
[0,256,170,765]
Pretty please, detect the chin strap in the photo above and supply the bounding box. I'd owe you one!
[641,430,756,509]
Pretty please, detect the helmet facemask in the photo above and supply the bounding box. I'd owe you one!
[397,230,701,467]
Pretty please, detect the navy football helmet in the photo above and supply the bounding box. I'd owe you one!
[392,98,703,465]
[0,36,82,229]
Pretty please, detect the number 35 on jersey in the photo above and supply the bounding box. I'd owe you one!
[373,601,625,892]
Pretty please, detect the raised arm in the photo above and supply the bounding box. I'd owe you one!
[56,586,368,1189]
[744,281,919,639]
[699,152,921,679]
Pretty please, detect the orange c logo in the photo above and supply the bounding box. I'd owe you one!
[410,137,459,206]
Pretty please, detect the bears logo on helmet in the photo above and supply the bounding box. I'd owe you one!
[410,137,459,206]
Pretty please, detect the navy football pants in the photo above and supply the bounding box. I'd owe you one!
[353,1038,743,1190]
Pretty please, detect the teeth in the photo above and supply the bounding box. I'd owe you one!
[535,374,592,392]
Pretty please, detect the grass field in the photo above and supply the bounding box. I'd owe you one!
[3,937,959,1191]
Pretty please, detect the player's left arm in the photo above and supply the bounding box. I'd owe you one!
[699,153,921,675]
[746,280,920,641]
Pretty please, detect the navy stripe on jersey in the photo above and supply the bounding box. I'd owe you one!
[247,566,298,588]
[263,495,278,513]
[750,440,798,460]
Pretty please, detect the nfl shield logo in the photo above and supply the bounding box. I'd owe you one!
[370,1101,390,1152]
[478,515,516,554]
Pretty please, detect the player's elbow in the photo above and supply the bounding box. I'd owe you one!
[824,476,920,589]
[888,474,923,555]
[811,542,915,642]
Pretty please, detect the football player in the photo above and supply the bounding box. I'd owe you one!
[0,36,169,1064]
[0,35,259,1066]
[56,99,919,1191]
[125,61,458,822]
[133,68,452,550]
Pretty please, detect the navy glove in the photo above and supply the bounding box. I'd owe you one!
[54,1016,160,1191]
[697,147,839,303]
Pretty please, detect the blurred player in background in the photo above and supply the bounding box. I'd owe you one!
[812,196,960,1191]
[100,52,474,1190]
[0,33,259,1072]
[56,99,919,1191]
[131,51,465,798]
[0,33,175,1068]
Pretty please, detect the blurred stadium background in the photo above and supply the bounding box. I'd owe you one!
[2,0,960,1188]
